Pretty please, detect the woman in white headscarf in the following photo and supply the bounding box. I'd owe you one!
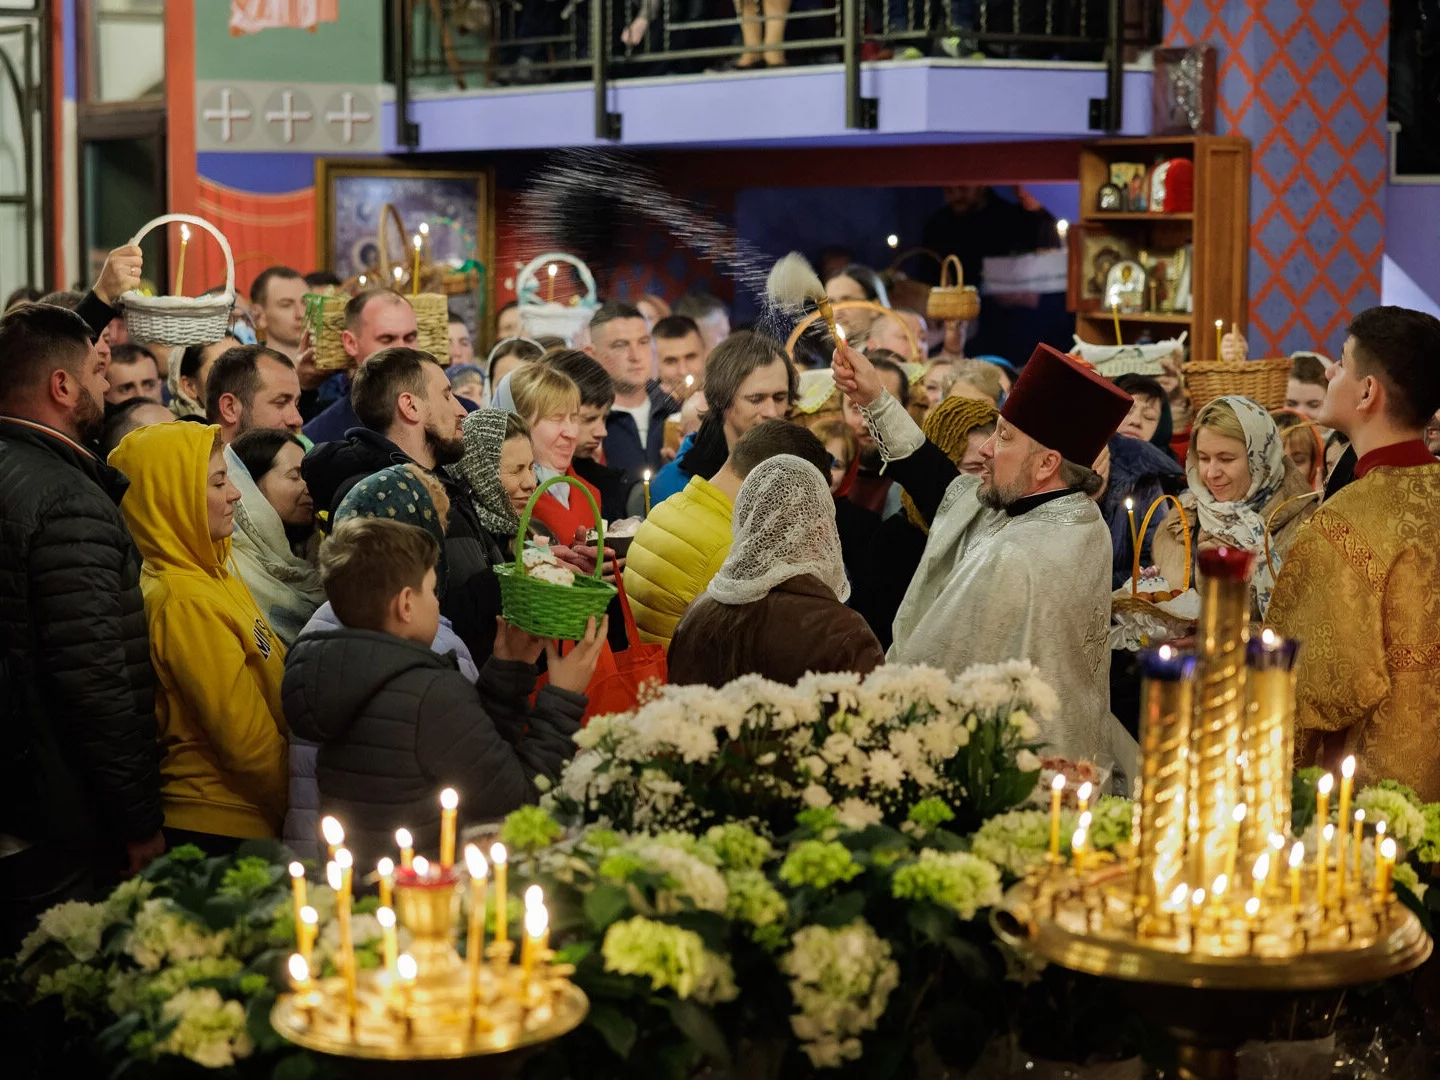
[1151,394,1316,618]
[668,454,884,687]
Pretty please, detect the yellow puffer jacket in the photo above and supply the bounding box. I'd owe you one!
[623,476,733,648]
[110,422,288,839]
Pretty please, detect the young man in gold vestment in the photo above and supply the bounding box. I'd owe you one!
[1267,307,1440,799]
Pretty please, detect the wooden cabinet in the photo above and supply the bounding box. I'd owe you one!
[1068,136,1250,364]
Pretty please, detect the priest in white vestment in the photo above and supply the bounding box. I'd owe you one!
[833,342,1138,777]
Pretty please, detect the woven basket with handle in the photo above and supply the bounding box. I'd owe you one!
[120,214,235,346]
[495,476,617,640]
[926,254,981,323]
[516,252,599,342]
[1184,356,1290,411]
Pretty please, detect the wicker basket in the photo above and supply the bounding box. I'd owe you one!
[926,254,981,323]
[305,291,450,373]
[120,214,235,346]
[1184,356,1291,411]
[495,476,617,640]
[516,253,598,342]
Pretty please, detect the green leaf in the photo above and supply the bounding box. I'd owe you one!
[95,1014,142,1056]
[927,829,968,852]
[1396,882,1434,937]
[841,825,908,852]
[943,935,993,982]
[907,902,953,944]
[668,911,729,951]
[583,884,631,932]
[811,890,866,929]
[201,893,250,931]
[554,940,595,966]
[245,988,286,1053]
[272,1051,320,1080]
[667,999,731,1067]
[586,1002,638,1059]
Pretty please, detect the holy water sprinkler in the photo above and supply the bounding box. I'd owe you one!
[766,252,841,344]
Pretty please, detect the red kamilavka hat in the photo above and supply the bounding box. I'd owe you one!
[1000,343,1134,466]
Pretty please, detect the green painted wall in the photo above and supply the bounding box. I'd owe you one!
[195,0,385,84]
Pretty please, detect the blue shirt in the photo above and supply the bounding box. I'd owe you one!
[649,432,695,508]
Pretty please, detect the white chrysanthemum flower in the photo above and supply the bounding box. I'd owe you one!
[865,750,905,790]
[835,798,884,830]
[802,784,834,809]
[158,987,253,1068]
[1015,749,1042,773]
[1009,708,1040,740]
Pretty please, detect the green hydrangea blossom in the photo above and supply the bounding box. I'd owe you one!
[725,869,788,931]
[1372,779,1423,807]
[157,987,253,1068]
[704,824,773,871]
[906,797,956,833]
[795,806,842,840]
[778,841,863,890]
[891,850,1003,920]
[34,962,109,1020]
[219,857,275,897]
[971,809,1068,878]
[1087,796,1134,851]
[1355,788,1427,849]
[601,916,738,1004]
[1416,804,1440,865]
[167,844,206,864]
[500,806,566,852]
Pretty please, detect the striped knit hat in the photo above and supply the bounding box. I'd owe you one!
[902,396,1000,533]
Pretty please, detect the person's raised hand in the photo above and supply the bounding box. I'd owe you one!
[493,616,545,666]
[831,341,883,407]
[546,616,609,695]
[94,244,144,306]
[620,14,649,46]
[296,326,326,390]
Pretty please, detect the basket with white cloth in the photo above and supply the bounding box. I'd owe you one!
[119,214,235,346]
[515,253,598,343]
[1071,334,1187,379]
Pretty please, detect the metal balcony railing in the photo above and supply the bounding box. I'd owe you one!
[388,0,1163,144]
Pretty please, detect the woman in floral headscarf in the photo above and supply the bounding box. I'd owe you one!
[1151,395,1316,618]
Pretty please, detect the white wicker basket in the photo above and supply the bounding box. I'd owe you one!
[516,252,598,343]
[120,213,235,346]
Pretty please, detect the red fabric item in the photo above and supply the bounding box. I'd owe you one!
[832,453,859,500]
[527,467,604,542]
[846,470,894,515]
[1353,439,1436,478]
[1001,343,1133,465]
[1170,421,1192,464]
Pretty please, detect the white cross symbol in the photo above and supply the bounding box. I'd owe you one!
[264,90,313,144]
[325,91,374,145]
[202,88,252,143]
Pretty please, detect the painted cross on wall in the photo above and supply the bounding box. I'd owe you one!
[196,79,381,153]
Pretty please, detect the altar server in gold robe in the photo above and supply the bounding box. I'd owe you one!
[1267,306,1440,799]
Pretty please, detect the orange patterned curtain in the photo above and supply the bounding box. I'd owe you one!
[194,179,317,299]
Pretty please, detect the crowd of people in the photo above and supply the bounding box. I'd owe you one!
[3,240,1439,956]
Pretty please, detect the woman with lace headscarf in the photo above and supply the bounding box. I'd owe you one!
[668,454,884,687]
[1151,394,1316,619]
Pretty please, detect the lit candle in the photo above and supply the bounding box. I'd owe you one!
[1337,756,1355,894]
[1352,810,1365,886]
[1289,842,1304,907]
[1375,836,1396,903]
[1251,854,1269,902]
[397,952,417,1038]
[413,854,430,881]
[419,220,431,260]
[288,861,307,933]
[886,233,899,249]
[1316,773,1333,831]
[1111,303,1123,346]
[393,265,404,289]
[464,844,488,1004]
[1317,824,1334,909]
[1211,874,1228,920]
[1125,497,1139,596]
[1048,774,1066,862]
[490,843,509,946]
[439,787,459,869]
[547,263,558,302]
[1214,319,1224,361]
[174,224,190,297]
[1077,781,1093,817]
[288,952,311,992]
[377,857,394,910]
[358,274,368,288]
[1244,895,1260,920]
[396,828,414,869]
[321,816,344,862]
[642,469,652,517]
[298,905,318,965]
[1056,218,1069,245]
[1071,822,1089,872]
[684,373,695,394]
[376,905,398,976]
[412,235,423,297]
[1268,834,1285,896]
[1223,804,1246,884]
[327,860,358,1018]
[522,903,548,981]
[336,848,354,902]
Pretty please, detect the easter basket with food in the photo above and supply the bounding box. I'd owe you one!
[1110,494,1199,650]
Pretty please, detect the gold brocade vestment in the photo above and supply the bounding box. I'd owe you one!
[1266,462,1440,800]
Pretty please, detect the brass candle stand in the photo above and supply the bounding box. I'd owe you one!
[996,547,1432,1080]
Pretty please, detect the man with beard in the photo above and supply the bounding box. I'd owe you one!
[0,303,165,952]
[205,345,304,443]
[585,301,677,484]
[299,347,497,657]
[302,290,420,436]
[833,340,1137,773]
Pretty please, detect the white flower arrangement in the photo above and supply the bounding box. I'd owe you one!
[781,920,900,1068]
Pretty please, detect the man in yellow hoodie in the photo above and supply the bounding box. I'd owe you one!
[109,422,288,850]
[623,419,833,648]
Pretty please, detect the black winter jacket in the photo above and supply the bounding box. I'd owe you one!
[282,629,584,866]
[301,428,508,659]
[0,417,163,850]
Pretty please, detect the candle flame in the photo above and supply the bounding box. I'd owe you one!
[490,842,508,866]
[1244,896,1260,918]
[525,904,548,939]
[376,906,396,928]
[300,905,317,926]
[684,374,695,387]
[886,234,899,248]
[1355,809,1365,823]
[1078,811,1092,830]
[393,266,404,282]
[1376,820,1387,836]
[440,787,459,810]
[1381,837,1397,859]
[1157,644,1173,661]
[289,861,305,880]
[321,816,344,846]
[1071,827,1087,850]
[643,469,652,482]
[1077,781,1093,803]
[1212,874,1228,897]
[1252,854,1270,882]
[1270,833,1286,852]
[358,274,367,287]
[464,843,488,879]
[524,884,544,910]
[1167,883,1189,909]
[1231,803,1247,824]
[547,263,558,278]
[413,855,430,877]
[1051,773,1066,792]
[419,222,430,236]
[1214,319,1224,329]
[1341,756,1356,779]
[180,224,191,242]
[1289,842,1305,868]
[288,953,309,983]
[1261,627,1279,646]
[326,863,341,890]
[1056,218,1070,239]
[1191,887,1206,907]
[397,953,418,982]
[377,857,394,877]
[1317,773,1334,795]
[413,234,423,251]
[1322,823,1335,841]
[335,848,353,869]
[396,827,413,850]
[1124,496,1133,510]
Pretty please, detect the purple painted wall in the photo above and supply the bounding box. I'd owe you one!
[1383,184,1440,314]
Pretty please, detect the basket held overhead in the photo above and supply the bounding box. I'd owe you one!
[516,253,599,343]
[120,213,235,347]
[926,254,981,323]
[1185,356,1290,412]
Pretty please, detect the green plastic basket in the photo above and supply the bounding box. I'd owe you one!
[495,475,617,640]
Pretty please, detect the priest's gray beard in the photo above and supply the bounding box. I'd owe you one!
[976,451,1040,509]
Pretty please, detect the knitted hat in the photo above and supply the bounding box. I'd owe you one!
[335,464,451,596]
[903,396,999,533]
[1001,343,1132,465]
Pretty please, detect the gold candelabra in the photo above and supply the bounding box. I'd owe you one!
[272,796,588,1060]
